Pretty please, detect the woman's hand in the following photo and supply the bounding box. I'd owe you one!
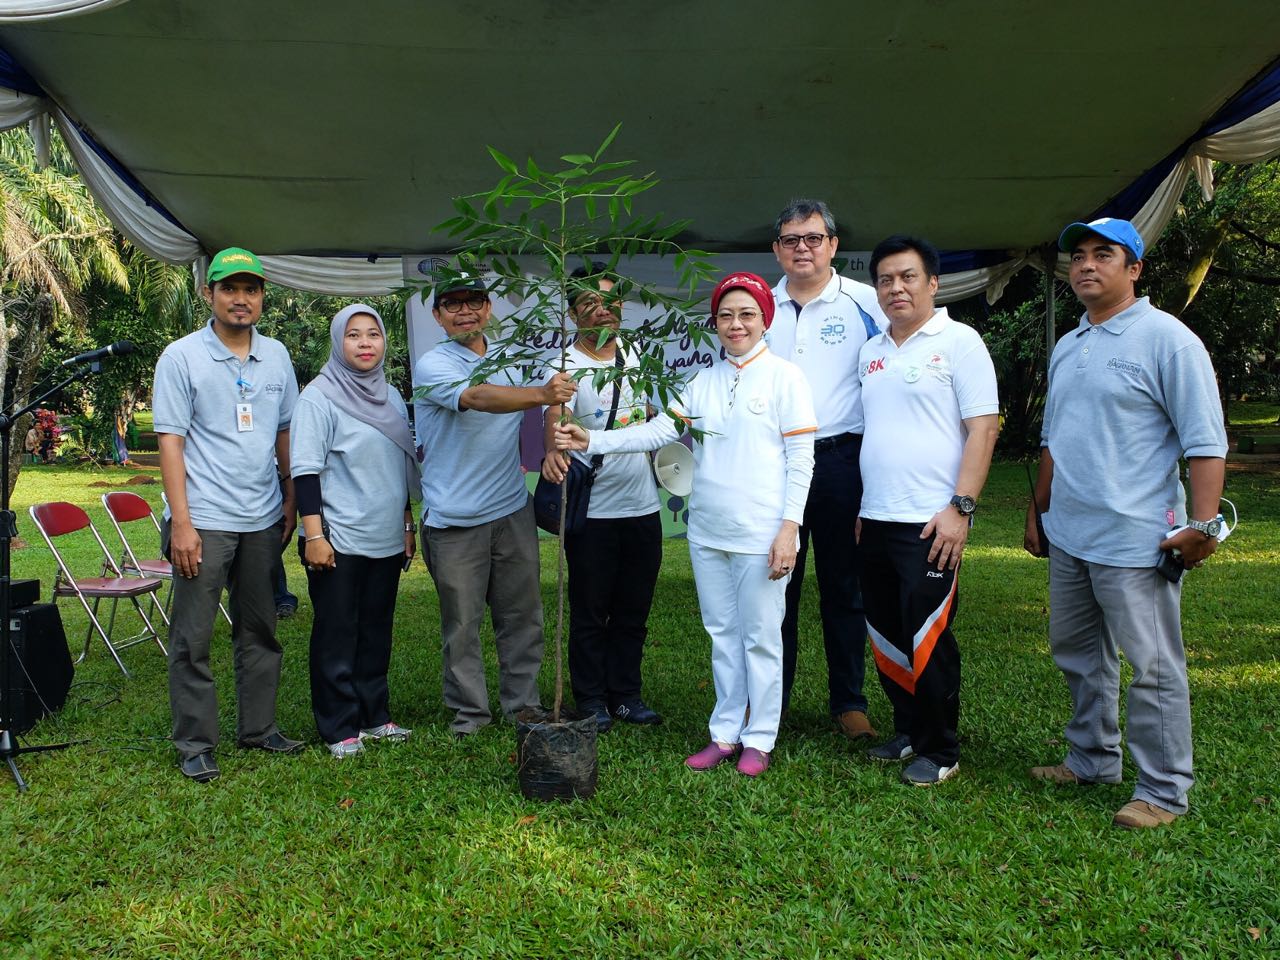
[304,536,336,572]
[554,423,591,452]
[768,520,800,581]
[541,451,570,483]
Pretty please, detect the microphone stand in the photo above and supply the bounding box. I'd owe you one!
[0,362,99,791]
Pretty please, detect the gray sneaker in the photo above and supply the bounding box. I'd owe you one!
[902,756,959,786]
[327,737,364,760]
[867,733,915,762]
[179,751,220,783]
[361,722,411,743]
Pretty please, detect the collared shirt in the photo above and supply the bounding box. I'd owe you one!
[770,270,886,437]
[1041,297,1227,567]
[290,387,412,558]
[413,339,529,529]
[587,342,818,554]
[152,318,298,532]
[858,308,999,523]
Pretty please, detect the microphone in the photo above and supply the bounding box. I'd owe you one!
[61,341,138,367]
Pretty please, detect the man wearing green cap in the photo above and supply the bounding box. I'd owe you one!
[153,247,303,782]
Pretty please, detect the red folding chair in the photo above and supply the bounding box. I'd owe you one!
[101,491,231,628]
[28,501,166,677]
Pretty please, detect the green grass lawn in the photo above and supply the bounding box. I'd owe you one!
[2,459,1277,959]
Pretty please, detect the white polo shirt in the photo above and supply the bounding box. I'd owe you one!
[586,343,817,554]
[770,270,885,438]
[858,308,999,523]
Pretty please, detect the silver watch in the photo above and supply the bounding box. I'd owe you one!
[1186,516,1222,539]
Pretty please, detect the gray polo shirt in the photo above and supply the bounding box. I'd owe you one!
[1041,297,1226,567]
[153,319,298,533]
[290,387,411,558]
[414,339,528,529]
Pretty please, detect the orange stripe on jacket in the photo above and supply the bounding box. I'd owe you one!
[873,644,916,694]
[913,576,958,676]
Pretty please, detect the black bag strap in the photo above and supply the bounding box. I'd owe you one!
[589,350,626,475]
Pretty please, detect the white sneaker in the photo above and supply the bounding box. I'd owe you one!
[360,722,411,743]
[327,736,364,759]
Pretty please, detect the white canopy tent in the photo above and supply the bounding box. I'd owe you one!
[0,1,1277,301]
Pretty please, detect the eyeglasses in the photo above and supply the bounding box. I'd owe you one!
[438,294,488,314]
[776,233,831,250]
[715,309,762,324]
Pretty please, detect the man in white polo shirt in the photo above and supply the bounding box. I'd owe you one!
[769,199,887,740]
[154,247,303,783]
[1025,218,1227,829]
[858,235,999,786]
[414,273,577,736]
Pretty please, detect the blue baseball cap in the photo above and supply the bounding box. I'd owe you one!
[1058,217,1145,261]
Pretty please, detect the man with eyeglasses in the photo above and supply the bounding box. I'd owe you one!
[413,273,578,736]
[769,199,887,742]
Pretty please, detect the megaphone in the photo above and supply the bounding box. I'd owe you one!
[653,441,694,496]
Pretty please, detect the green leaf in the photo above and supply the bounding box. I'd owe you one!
[560,153,593,165]
[593,122,622,162]
[487,146,519,175]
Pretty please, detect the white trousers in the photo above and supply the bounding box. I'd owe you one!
[690,542,787,752]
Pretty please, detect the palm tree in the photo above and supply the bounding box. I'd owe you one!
[0,125,128,494]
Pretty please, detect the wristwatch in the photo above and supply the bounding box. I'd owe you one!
[1186,516,1223,539]
[950,495,977,516]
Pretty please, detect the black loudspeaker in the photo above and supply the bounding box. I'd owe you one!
[3,603,72,734]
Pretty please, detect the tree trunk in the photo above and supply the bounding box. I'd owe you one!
[1171,214,1233,318]
[3,298,55,501]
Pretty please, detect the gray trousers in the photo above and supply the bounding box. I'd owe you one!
[423,498,544,734]
[1047,544,1192,813]
[167,523,284,758]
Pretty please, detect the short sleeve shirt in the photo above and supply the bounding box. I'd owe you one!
[770,271,886,437]
[858,309,999,523]
[152,319,298,532]
[413,339,529,529]
[1041,298,1227,567]
[290,387,411,558]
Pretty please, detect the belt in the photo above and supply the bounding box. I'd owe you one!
[814,432,859,453]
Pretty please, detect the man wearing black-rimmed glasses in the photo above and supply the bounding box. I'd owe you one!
[413,274,577,736]
[768,199,887,741]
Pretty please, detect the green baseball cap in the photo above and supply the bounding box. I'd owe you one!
[207,247,266,284]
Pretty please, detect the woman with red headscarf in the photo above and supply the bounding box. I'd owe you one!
[556,273,816,776]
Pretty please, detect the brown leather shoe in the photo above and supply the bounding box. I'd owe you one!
[1113,800,1179,829]
[835,710,876,741]
[1029,762,1082,785]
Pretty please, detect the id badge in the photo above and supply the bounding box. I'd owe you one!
[236,402,254,432]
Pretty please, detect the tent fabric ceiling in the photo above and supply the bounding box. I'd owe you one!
[0,1,1279,297]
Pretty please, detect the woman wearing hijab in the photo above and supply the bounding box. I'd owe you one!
[556,273,816,777]
[291,304,419,759]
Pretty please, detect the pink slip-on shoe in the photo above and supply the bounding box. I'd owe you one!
[685,741,740,770]
[737,747,770,777]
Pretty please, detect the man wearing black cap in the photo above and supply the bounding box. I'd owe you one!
[1025,217,1227,828]
[413,274,577,736]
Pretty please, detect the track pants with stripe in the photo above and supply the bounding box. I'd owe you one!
[859,519,961,766]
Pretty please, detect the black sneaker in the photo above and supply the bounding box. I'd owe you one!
[276,603,297,620]
[902,756,959,786]
[579,703,613,733]
[612,701,663,725]
[867,733,914,762]
[238,731,305,754]
[179,751,220,783]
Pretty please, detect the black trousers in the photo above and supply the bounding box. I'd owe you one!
[858,519,961,766]
[303,548,404,744]
[781,433,867,715]
[564,511,662,709]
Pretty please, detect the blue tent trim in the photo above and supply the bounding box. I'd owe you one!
[0,46,42,96]
[1097,56,1280,223]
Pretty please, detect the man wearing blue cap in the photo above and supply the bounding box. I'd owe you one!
[1024,218,1227,828]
